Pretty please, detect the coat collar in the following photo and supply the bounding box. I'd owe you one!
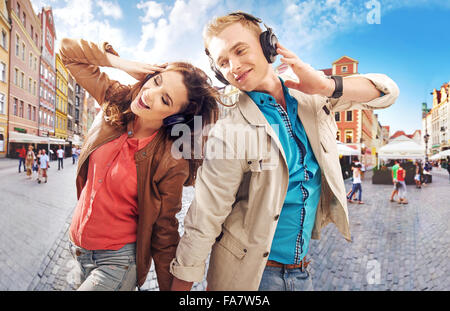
[236,86,322,167]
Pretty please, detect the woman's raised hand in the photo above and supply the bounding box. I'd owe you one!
[106,52,168,81]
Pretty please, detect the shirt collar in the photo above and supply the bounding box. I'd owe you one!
[246,77,296,107]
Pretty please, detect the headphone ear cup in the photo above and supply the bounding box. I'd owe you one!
[260,30,278,63]
[163,114,186,127]
[214,69,230,85]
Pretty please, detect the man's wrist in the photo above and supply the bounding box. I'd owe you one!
[323,77,336,97]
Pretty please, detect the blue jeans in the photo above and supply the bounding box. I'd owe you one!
[347,183,362,201]
[18,158,25,172]
[68,240,137,291]
[258,265,314,291]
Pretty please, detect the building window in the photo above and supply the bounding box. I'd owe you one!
[13,98,18,116]
[33,81,37,96]
[27,104,31,120]
[33,106,36,121]
[29,52,33,68]
[1,30,7,50]
[335,111,340,122]
[0,93,4,114]
[34,57,37,71]
[28,78,32,93]
[0,62,5,82]
[20,72,24,88]
[19,101,24,118]
[345,130,353,143]
[22,42,25,61]
[22,12,26,27]
[342,66,348,73]
[14,68,18,85]
[15,35,19,56]
[346,110,353,121]
[16,3,20,17]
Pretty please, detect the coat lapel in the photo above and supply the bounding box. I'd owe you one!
[237,92,288,166]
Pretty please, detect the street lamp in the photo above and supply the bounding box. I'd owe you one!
[424,133,430,162]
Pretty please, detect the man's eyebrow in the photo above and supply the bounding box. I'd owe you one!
[160,75,173,107]
[216,41,249,64]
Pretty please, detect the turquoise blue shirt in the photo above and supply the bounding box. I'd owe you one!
[247,79,321,264]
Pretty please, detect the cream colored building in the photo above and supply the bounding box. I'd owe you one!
[0,0,10,157]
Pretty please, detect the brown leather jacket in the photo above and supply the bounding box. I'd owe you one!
[60,38,189,290]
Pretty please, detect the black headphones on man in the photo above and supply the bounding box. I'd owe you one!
[141,72,190,127]
[205,11,279,85]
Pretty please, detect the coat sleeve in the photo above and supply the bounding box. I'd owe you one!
[59,38,125,105]
[151,157,189,291]
[326,73,400,112]
[169,122,246,282]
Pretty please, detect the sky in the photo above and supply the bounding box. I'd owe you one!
[29,0,450,135]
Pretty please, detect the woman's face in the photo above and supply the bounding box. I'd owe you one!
[130,70,189,124]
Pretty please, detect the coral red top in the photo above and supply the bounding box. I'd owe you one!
[70,131,157,250]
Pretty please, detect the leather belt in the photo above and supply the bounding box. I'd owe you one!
[266,258,310,270]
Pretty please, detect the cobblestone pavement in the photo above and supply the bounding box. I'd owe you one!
[1,157,449,291]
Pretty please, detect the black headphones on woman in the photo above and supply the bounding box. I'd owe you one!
[205,11,279,85]
[141,73,189,127]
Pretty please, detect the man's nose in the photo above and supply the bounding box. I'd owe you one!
[229,58,242,76]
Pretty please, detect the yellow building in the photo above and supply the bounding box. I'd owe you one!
[0,0,10,157]
[55,53,68,140]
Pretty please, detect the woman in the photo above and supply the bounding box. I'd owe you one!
[60,38,220,291]
[25,145,35,179]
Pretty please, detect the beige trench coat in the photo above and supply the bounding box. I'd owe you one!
[170,73,400,290]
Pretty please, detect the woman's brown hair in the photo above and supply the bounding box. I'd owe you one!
[101,62,221,185]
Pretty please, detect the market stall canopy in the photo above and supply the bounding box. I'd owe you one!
[336,141,360,156]
[378,135,425,160]
[8,131,69,145]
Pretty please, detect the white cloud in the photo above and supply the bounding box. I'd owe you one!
[137,1,164,22]
[96,0,123,19]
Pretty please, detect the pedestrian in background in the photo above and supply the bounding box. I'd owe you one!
[347,164,364,204]
[390,160,400,202]
[38,149,49,184]
[57,145,64,170]
[414,161,422,188]
[72,145,78,165]
[35,149,42,179]
[446,160,450,183]
[25,145,35,179]
[396,164,408,204]
[16,145,26,173]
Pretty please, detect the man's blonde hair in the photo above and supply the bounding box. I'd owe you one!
[203,13,263,52]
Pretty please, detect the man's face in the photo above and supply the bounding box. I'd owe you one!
[208,23,271,92]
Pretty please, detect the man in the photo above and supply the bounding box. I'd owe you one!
[170,12,399,291]
[390,160,400,201]
[57,145,64,170]
[16,145,26,173]
[38,149,49,184]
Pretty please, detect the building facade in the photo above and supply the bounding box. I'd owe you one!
[424,82,450,156]
[7,0,41,155]
[73,81,85,145]
[37,6,55,138]
[0,0,10,157]
[55,52,67,140]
